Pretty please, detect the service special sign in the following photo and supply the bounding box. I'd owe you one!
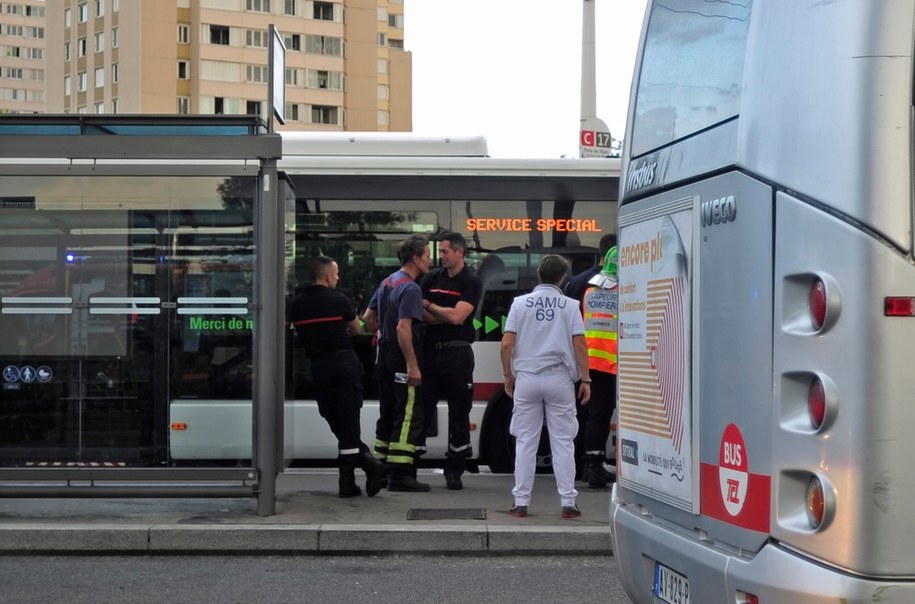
[617,207,693,510]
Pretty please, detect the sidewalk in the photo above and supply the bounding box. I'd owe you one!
[0,469,613,555]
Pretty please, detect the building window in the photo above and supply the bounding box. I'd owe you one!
[210,25,230,45]
[284,0,296,16]
[27,47,42,59]
[64,42,71,61]
[245,64,267,82]
[64,76,71,95]
[95,66,104,87]
[311,105,338,125]
[377,33,386,47]
[112,62,118,83]
[178,61,189,79]
[377,84,388,100]
[246,0,270,12]
[388,13,403,28]
[78,72,87,92]
[388,38,404,49]
[78,3,88,22]
[95,32,104,52]
[285,68,298,86]
[78,37,87,57]
[95,0,105,17]
[113,0,119,12]
[112,98,118,113]
[314,1,333,20]
[65,8,71,26]
[284,33,300,51]
[286,103,299,121]
[246,100,262,116]
[305,35,341,56]
[112,27,118,48]
[215,97,224,114]
[96,102,104,114]
[177,96,190,114]
[246,29,267,47]
[178,24,190,44]
[307,69,342,90]
[377,110,389,126]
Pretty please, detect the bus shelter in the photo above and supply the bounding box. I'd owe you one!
[0,115,285,515]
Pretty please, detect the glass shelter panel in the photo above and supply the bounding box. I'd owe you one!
[0,176,256,466]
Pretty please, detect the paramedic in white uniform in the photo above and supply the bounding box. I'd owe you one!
[500,254,591,518]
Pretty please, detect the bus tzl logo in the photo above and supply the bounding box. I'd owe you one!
[701,195,737,227]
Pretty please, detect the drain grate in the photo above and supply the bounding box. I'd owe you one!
[406,508,487,521]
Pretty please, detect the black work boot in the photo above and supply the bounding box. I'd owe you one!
[584,457,612,489]
[361,451,385,497]
[444,472,463,491]
[338,466,362,498]
[387,470,431,492]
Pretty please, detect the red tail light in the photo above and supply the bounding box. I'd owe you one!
[810,278,827,330]
[885,296,915,316]
[808,376,826,430]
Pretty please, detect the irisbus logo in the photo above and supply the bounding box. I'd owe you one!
[625,160,657,193]
[700,195,737,227]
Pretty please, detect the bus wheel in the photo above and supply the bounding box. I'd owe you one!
[482,395,515,473]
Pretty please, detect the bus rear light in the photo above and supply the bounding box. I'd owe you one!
[808,376,826,430]
[806,475,826,529]
[737,592,759,604]
[171,422,188,431]
[810,278,827,330]
[885,296,915,316]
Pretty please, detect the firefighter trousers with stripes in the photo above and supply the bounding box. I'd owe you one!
[374,342,425,473]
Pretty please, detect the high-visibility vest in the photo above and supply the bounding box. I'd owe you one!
[582,285,618,375]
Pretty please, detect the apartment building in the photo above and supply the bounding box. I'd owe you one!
[38,0,410,131]
[0,0,46,114]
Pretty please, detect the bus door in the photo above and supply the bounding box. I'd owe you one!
[616,170,774,596]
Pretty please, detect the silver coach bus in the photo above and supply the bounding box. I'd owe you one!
[611,1,915,602]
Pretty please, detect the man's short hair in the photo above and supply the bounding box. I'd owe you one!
[438,231,467,254]
[538,254,571,286]
[398,235,429,266]
[599,233,617,258]
[310,255,335,281]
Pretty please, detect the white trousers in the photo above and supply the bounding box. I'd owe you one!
[510,368,578,507]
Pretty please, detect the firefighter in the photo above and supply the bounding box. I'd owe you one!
[290,255,385,498]
[420,232,483,490]
[579,246,619,488]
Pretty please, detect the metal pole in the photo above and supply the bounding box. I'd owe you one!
[255,158,283,516]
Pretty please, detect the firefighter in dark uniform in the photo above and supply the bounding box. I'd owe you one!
[362,235,433,492]
[420,232,483,490]
[291,255,384,498]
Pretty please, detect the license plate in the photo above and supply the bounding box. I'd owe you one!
[653,562,690,604]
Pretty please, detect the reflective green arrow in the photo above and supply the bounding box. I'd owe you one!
[485,316,500,334]
[473,318,482,331]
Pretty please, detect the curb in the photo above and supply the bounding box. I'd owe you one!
[0,523,612,555]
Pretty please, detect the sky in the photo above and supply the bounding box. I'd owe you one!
[404,0,650,158]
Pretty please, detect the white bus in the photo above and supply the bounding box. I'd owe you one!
[611,1,915,602]
[173,132,620,470]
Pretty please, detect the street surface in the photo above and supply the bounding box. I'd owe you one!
[0,554,633,603]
